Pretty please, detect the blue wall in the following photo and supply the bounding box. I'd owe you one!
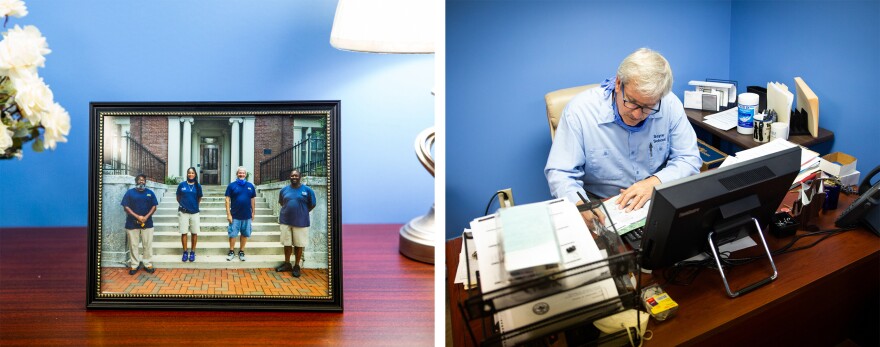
[446,0,733,239]
[0,1,435,227]
[729,0,880,171]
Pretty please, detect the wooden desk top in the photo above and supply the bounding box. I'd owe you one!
[685,109,834,150]
[0,224,433,346]
[446,193,879,346]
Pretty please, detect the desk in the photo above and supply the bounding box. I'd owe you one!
[0,224,433,346]
[446,194,879,346]
[686,109,834,150]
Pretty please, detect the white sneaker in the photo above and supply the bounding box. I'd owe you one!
[238,250,247,261]
[226,250,235,261]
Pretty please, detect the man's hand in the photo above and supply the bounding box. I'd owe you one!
[576,200,606,231]
[616,176,661,212]
[227,214,233,224]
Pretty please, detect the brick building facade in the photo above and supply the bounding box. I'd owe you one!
[103,114,325,185]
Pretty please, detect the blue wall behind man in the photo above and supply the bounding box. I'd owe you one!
[729,0,880,170]
[0,1,435,227]
[446,0,732,238]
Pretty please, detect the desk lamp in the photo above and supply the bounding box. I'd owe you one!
[330,0,436,263]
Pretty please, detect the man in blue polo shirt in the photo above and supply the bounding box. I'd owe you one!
[225,166,256,261]
[274,169,316,278]
[120,174,159,275]
[545,48,701,229]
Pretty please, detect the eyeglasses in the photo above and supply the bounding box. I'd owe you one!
[620,84,661,115]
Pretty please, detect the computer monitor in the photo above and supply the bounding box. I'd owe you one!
[639,146,801,270]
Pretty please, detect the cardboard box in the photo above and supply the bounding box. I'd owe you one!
[697,139,727,172]
[820,152,857,177]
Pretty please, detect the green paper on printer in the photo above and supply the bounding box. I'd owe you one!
[498,203,561,275]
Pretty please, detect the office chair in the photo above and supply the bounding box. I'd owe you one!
[544,84,598,140]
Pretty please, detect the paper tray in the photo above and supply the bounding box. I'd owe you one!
[457,247,642,347]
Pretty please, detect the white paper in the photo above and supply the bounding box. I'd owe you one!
[494,278,619,347]
[702,107,738,131]
[601,194,650,235]
[453,230,479,289]
[733,138,818,166]
[767,82,793,124]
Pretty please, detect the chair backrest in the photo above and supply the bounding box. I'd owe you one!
[544,84,598,140]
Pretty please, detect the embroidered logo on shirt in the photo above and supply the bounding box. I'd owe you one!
[302,191,308,196]
[653,134,667,143]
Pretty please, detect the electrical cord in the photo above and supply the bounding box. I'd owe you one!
[484,191,514,216]
[483,192,499,216]
[662,227,854,285]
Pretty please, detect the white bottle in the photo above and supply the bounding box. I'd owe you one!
[737,93,759,135]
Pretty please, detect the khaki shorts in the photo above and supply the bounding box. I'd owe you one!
[280,225,309,247]
[178,212,200,234]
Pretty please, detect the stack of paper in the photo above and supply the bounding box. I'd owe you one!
[702,107,738,131]
[499,203,561,277]
[718,138,820,188]
[767,82,794,123]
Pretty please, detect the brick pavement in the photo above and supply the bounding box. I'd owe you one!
[100,267,329,297]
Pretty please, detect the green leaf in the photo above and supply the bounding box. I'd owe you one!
[32,138,44,152]
[14,127,30,138]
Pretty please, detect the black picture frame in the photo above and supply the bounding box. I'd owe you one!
[87,101,342,311]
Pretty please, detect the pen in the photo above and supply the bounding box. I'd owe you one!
[649,142,653,158]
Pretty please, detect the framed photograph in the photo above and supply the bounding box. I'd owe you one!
[87,101,342,311]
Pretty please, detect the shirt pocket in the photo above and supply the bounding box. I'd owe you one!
[650,141,667,171]
[588,148,624,180]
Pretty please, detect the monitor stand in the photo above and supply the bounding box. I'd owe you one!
[707,217,778,298]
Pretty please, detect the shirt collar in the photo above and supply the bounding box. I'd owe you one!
[598,78,666,127]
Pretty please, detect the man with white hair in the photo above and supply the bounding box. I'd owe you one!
[545,48,701,227]
[225,166,256,261]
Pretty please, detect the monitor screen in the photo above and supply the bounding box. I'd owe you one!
[639,146,801,270]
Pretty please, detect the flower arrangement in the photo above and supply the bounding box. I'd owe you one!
[0,0,70,159]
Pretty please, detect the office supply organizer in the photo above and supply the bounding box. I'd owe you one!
[457,222,644,346]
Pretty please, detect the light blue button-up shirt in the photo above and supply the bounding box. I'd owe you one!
[545,86,701,203]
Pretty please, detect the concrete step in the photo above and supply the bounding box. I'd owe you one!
[152,214,278,223]
[151,241,284,255]
[153,207,273,216]
[153,222,281,232]
[160,195,237,201]
[153,231,280,243]
[151,254,288,269]
[159,201,271,209]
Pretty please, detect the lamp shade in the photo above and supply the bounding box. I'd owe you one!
[330,0,435,54]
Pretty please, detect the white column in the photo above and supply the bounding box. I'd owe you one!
[167,116,181,179]
[180,117,194,177]
[229,117,243,181]
[114,117,131,171]
[242,117,256,182]
[192,129,200,170]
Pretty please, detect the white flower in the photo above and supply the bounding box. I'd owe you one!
[10,71,52,123]
[40,101,69,150]
[0,0,27,18]
[0,120,12,151]
[0,24,50,78]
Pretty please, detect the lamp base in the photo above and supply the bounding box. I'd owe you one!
[399,205,435,264]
